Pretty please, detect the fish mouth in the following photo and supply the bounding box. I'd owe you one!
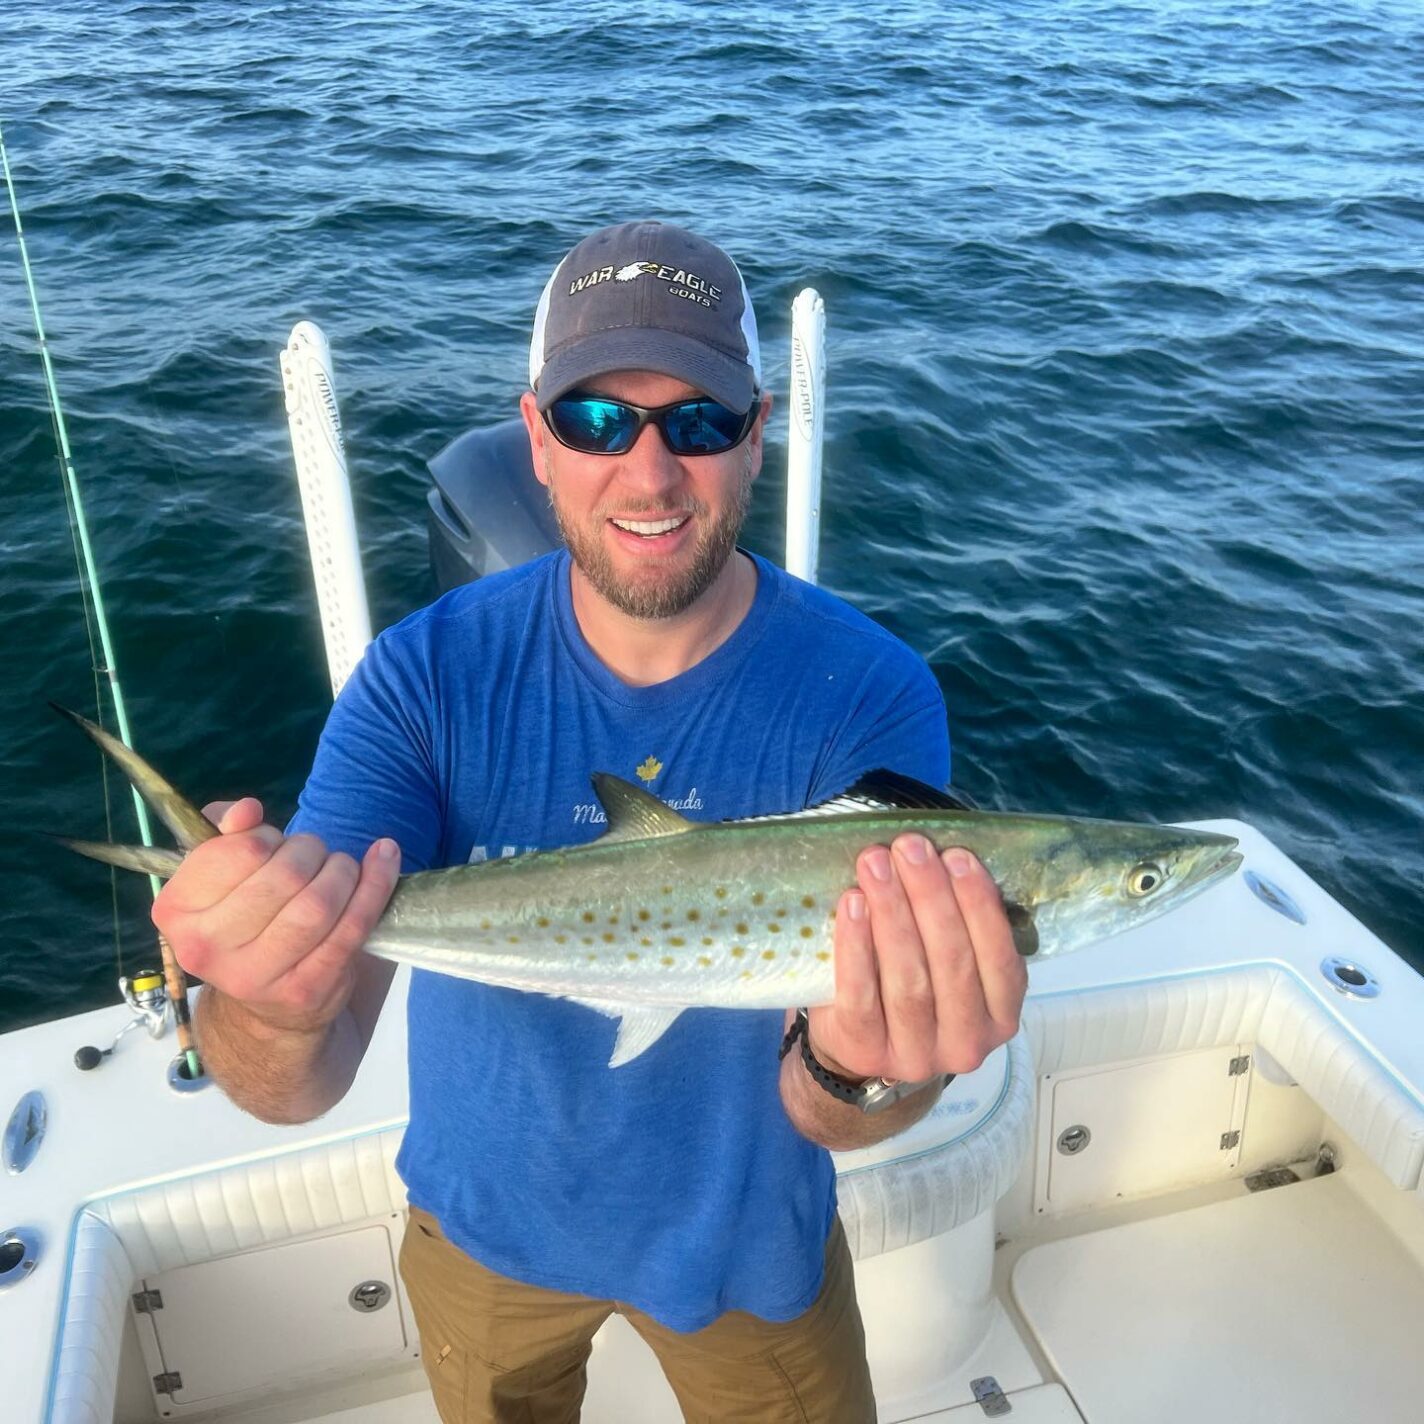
[1195,841,1244,886]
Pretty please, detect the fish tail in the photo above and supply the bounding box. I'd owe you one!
[53,835,185,879]
[51,702,218,853]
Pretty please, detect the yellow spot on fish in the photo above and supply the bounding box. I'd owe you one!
[641,937,652,947]
[536,917,549,928]
[701,936,713,946]
[602,932,616,943]
[660,921,672,931]
[716,906,729,917]
[637,755,663,782]
[687,908,700,922]
[480,918,491,931]
[698,955,713,967]
[582,911,595,924]
[735,922,749,935]
[661,956,675,966]
[740,970,752,980]
[800,926,814,939]
[801,895,816,909]
[587,953,598,962]
[762,950,777,961]
[627,951,640,962]
[661,885,672,895]
[731,946,746,958]
[608,912,619,924]
[582,936,594,946]
[669,936,685,947]
[768,923,781,934]
[751,891,765,906]
[715,886,727,899]
[507,935,520,944]
[637,908,651,922]
[817,951,831,962]
[555,934,567,944]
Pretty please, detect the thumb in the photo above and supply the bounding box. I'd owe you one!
[202,797,266,834]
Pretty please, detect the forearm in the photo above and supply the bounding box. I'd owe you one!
[778,1032,943,1151]
[194,987,364,1125]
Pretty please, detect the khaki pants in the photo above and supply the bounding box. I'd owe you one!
[399,1204,876,1424]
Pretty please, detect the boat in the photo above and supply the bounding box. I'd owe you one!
[4,302,1422,1424]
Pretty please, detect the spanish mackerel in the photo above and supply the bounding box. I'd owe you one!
[56,706,1243,1065]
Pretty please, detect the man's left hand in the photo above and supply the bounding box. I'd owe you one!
[807,837,1028,1084]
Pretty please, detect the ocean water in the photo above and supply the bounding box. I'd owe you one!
[1,0,1420,1035]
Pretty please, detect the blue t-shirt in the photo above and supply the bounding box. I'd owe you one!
[290,548,949,1330]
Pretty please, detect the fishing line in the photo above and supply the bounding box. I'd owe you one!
[1,118,201,1080]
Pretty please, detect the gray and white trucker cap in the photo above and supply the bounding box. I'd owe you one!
[529,220,762,413]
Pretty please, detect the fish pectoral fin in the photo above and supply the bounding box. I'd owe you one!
[1004,901,1040,957]
[590,774,695,843]
[567,997,685,1067]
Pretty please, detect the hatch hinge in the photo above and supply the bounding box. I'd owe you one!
[1228,1055,1251,1077]
[971,1376,1012,1416]
[1220,1129,1241,1151]
[131,1288,164,1314]
[153,1371,183,1397]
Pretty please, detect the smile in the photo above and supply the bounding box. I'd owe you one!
[609,516,691,538]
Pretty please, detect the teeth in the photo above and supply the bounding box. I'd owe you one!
[611,516,687,536]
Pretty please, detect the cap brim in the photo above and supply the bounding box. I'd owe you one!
[535,329,756,413]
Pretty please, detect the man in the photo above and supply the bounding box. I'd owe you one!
[157,221,1026,1423]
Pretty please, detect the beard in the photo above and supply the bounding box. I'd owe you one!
[545,452,754,620]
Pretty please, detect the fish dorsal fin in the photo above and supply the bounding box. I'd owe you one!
[834,769,979,813]
[591,774,695,844]
[728,770,979,828]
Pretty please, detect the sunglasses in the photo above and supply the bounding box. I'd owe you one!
[544,391,760,457]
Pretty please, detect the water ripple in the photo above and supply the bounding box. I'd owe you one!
[1,0,1421,1027]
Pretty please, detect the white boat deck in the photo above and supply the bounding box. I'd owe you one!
[5,817,1424,1423]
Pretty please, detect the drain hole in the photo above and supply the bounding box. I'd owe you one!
[1336,966,1367,987]
[0,1239,22,1273]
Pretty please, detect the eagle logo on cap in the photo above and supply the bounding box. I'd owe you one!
[615,262,657,282]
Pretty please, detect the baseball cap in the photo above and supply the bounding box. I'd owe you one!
[529,220,762,413]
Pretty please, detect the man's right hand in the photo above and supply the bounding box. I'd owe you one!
[152,797,403,1036]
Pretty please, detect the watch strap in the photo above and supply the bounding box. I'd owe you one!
[779,1008,955,1115]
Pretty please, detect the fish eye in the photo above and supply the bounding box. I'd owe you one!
[1127,862,1166,897]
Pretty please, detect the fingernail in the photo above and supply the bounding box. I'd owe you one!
[897,835,930,865]
[946,849,972,877]
[375,838,399,862]
[846,891,867,922]
[864,847,892,882]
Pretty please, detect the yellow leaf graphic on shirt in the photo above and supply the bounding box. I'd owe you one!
[636,755,664,783]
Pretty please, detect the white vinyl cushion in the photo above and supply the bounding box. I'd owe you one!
[49,1214,132,1424]
[836,1033,1035,1260]
[87,1127,406,1276]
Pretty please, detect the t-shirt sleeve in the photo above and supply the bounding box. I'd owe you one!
[806,651,951,805]
[286,629,444,872]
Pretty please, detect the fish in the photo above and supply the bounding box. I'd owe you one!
[54,704,1243,1066]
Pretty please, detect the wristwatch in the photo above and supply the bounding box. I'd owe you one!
[778,1008,954,1115]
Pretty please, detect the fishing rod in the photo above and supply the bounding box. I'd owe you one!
[0,119,201,1082]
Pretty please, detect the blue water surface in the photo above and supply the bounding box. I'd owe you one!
[2,0,1421,1031]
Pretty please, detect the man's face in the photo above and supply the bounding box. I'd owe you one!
[521,370,769,620]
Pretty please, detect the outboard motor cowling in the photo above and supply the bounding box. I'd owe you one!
[426,418,561,593]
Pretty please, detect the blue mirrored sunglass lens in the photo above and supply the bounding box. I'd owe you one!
[663,401,744,453]
[550,399,639,452]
